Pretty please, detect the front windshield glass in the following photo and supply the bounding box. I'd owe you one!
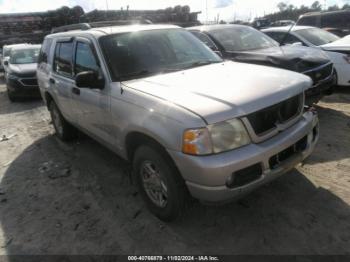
[99,28,222,81]
[3,48,11,57]
[209,26,278,52]
[10,48,40,64]
[296,28,340,46]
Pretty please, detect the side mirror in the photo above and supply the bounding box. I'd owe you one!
[75,71,104,89]
[4,60,8,66]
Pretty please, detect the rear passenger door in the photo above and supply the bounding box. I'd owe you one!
[71,38,112,143]
[51,39,76,121]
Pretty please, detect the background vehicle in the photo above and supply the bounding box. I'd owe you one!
[251,18,270,29]
[297,10,350,37]
[5,44,41,101]
[189,24,335,104]
[263,26,350,87]
[270,20,295,27]
[2,43,29,75]
[37,24,319,221]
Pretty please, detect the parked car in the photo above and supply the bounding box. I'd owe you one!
[251,18,270,29]
[263,26,350,87]
[188,24,336,104]
[37,24,319,221]
[270,20,295,27]
[2,43,29,75]
[5,44,41,101]
[297,10,350,37]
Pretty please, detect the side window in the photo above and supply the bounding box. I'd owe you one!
[191,31,218,51]
[285,34,302,45]
[298,16,318,27]
[74,42,99,75]
[38,38,53,64]
[53,41,73,78]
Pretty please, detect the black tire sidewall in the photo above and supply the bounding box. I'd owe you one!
[133,145,185,221]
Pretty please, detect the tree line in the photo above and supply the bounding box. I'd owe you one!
[264,1,350,22]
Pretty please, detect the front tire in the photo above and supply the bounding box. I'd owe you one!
[133,145,187,221]
[49,101,77,141]
[7,85,17,102]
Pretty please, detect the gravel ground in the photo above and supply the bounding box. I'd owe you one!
[0,79,349,255]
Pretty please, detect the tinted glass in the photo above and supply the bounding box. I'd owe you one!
[10,48,40,64]
[54,42,73,77]
[209,26,278,52]
[100,28,222,81]
[191,31,218,50]
[3,48,11,57]
[38,38,53,64]
[75,42,99,74]
[298,16,318,26]
[296,28,339,46]
[265,32,302,45]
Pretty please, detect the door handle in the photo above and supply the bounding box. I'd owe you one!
[49,78,55,84]
[72,87,80,95]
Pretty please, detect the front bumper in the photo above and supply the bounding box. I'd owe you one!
[305,71,336,103]
[168,110,319,203]
[7,77,40,98]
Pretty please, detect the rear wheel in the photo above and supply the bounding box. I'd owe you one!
[133,145,187,221]
[49,101,77,141]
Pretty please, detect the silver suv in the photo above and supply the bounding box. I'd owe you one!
[37,24,319,221]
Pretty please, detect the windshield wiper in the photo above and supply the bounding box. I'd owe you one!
[119,70,155,81]
[183,60,221,70]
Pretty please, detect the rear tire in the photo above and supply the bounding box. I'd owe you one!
[49,101,77,141]
[133,145,187,221]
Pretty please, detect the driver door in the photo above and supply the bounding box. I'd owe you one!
[70,38,112,143]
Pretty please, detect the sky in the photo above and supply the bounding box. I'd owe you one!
[0,0,349,21]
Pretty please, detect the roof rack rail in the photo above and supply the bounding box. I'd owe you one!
[51,19,153,34]
[51,23,91,33]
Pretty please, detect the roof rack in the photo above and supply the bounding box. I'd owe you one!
[51,19,153,34]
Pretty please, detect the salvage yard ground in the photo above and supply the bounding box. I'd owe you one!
[0,77,349,255]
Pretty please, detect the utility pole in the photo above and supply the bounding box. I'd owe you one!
[206,0,208,24]
[105,0,109,11]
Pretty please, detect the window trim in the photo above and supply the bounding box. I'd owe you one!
[53,38,75,79]
[73,37,101,77]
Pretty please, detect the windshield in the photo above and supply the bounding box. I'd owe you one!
[3,48,11,57]
[99,28,222,81]
[296,28,340,46]
[9,48,40,64]
[209,26,278,52]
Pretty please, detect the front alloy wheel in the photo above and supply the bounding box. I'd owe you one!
[133,145,188,221]
[140,161,168,208]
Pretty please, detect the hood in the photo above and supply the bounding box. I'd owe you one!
[8,63,37,75]
[321,35,350,51]
[122,61,311,124]
[226,45,330,73]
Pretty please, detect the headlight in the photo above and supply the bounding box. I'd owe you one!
[182,119,251,155]
[7,73,19,80]
[209,119,251,153]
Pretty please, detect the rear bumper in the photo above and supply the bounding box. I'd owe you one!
[7,78,40,98]
[168,110,319,203]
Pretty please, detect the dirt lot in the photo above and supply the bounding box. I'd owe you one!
[0,77,349,255]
